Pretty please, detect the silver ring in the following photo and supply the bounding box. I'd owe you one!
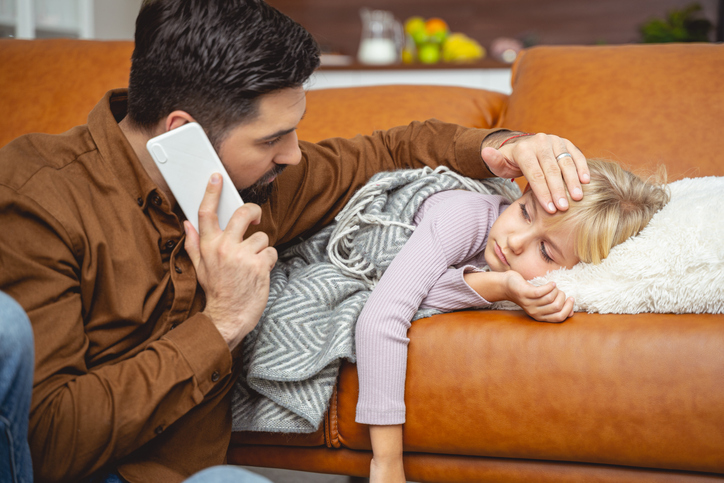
[556,152,573,162]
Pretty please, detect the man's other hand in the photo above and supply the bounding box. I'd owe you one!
[482,132,590,213]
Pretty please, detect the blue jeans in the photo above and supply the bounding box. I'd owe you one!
[0,291,34,483]
[102,466,272,482]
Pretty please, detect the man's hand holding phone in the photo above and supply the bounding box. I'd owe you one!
[184,174,277,351]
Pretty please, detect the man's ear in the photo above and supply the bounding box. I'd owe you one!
[164,110,196,132]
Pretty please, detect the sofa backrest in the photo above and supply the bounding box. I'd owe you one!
[0,39,133,148]
[500,43,724,180]
[3,38,722,185]
[0,38,507,149]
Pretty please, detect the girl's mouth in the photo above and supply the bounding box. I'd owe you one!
[495,242,509,266]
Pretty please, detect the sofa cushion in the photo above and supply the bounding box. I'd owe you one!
[500,44,724,180]
[335,310,724,474]
[299,85,508,143]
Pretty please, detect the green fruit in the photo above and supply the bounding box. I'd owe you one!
[404,17,426,36]
[412,29,429,45]
[430,30,448,43]
[418,43,440,64]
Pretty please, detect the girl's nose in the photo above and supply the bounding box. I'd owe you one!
[507,230,530,255]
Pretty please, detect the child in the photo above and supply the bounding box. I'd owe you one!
[354,159,669,482]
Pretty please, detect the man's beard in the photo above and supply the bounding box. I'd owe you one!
[238,165,286,205]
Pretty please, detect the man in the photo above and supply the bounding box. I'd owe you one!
[0,0,588,482]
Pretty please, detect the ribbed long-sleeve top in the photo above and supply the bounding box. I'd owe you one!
[355,189,511,425]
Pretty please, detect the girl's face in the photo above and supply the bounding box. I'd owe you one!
[485,191,580,279]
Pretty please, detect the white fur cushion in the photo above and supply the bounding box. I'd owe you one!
[492,177,724,314]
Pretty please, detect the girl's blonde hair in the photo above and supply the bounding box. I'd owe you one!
[547,159,669,264]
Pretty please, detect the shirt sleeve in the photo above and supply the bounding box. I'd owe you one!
[419,265,492,311]
[355,190,501,425]
[255,120,504,247]
[0,187,232,481]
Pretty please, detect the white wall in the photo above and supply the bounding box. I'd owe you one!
[93,0,141,40]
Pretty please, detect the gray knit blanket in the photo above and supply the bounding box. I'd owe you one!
[231,166,520,433]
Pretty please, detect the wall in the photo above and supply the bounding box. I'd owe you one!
[93,0,141,40]
[266,0,720,56]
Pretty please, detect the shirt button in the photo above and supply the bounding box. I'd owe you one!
[152,195,162,206]
[137,197,143,206]
[175,266,183,274]
[211,371,220,382]
[165,240,176,250]
[155,426,164,435]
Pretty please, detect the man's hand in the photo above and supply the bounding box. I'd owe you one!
[184,174,277,351]
[502,271,574,323]
[482,132,590,213]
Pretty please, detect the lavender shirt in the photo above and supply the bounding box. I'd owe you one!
[355,189,511,425]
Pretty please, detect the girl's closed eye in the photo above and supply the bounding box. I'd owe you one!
[540,241,554,263]
[519,202,530,221]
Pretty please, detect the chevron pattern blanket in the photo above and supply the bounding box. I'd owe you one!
[231,166,520,433]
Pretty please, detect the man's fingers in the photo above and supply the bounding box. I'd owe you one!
[501,134,590,214]
[198,174,223,238]
[261,246,278,270]
[557,141,588,201]
[223,203,263,241]
[514,137,559,214]
[533,134,570,213]
[184,220,201,268]
[568,140,590,193]
[481,146,517,178]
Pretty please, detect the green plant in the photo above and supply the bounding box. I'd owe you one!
[640,2,713,43]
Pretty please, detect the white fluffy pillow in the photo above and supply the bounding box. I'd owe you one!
[492,176,724,314]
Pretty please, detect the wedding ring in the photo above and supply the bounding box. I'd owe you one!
[556,152,573,162]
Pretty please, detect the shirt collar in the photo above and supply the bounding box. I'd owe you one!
[87,89,160,209]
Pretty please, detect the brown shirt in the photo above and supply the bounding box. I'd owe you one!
[0,89,497,483]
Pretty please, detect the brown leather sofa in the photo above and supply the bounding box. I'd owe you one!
[2,39,723,482]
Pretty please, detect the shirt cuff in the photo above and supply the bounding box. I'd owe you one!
[355,407,406,426]
[162,312,233,397]
[454,128,507,179]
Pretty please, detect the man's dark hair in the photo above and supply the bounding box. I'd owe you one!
[127,0,320,147]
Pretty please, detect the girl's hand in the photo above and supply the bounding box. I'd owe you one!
[503,271,574,323]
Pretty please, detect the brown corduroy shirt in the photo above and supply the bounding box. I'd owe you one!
[0,89,497,483]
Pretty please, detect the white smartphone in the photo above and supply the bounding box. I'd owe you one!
[146,122,243,232]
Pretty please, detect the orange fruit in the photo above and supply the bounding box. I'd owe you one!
[425,18,449,35]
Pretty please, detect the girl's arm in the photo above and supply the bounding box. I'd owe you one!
[369,425,405,483]
[356,191,507,481]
